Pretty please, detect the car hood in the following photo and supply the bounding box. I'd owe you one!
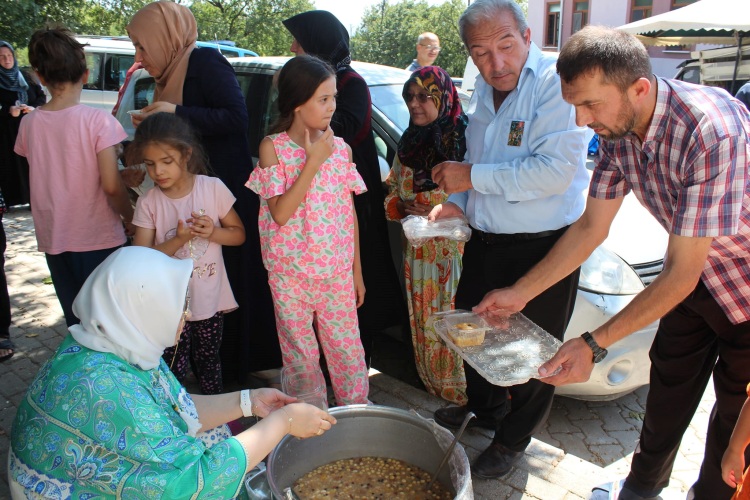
[599,186,669,266]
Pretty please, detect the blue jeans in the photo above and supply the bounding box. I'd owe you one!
[45,247,121,327]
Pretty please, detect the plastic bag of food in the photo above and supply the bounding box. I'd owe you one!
[433,309,562,386]
[401,215,472,247]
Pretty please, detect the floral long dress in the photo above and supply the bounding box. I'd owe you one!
[385,157,467,405]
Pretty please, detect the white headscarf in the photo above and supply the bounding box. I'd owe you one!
[69,247,193,370]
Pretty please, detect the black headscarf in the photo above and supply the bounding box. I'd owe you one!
[282,10,352,71]
[0,41,29,104]
[398,66,468,192]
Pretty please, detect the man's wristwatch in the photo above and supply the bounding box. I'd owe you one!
[581,331,608,363]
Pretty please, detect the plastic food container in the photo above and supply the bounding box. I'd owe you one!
[442,312,491,347]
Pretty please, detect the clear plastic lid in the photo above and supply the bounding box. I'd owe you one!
[434,310,562,386]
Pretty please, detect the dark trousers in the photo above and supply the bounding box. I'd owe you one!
[626,280,750,499]
[456,227,579,452]
[0,218,10,337]
[164,312,225,395]
[45,246,121,327]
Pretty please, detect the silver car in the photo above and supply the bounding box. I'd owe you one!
[122,57,667,400]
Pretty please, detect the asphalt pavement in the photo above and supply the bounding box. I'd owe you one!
[0,207,712,499]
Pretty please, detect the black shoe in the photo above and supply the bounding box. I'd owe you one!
[433,406,495,430]
[472,442,522,479]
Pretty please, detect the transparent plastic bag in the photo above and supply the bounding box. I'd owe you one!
[433,309,562,386]
[413,410,473,500]
[401,215,472,247]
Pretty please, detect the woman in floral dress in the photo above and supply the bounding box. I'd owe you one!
[384,66,468,404]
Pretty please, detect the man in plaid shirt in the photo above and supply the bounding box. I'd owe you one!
[474,26,750,500]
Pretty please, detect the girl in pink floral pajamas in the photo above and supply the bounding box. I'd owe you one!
[246,56,369,405]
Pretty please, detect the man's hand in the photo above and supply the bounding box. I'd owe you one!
[537,337,595,386]
[473,287,527,317]
[431,161,472,194]
[427,202,464,222]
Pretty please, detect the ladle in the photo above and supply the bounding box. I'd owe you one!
[425,410,476,493]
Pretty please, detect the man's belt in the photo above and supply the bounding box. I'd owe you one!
[471,225,568,245]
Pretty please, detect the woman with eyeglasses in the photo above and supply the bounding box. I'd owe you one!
[384,66,469,405]
[8,246,335,499]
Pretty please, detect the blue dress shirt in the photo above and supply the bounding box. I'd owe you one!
[448,43,591,234]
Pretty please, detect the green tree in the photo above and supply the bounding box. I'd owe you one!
[190,0,314,56]
[351,0,526,77]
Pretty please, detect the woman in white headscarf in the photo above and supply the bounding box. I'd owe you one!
[8,246,334,499]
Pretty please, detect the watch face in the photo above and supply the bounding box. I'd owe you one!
[593,349,607,363]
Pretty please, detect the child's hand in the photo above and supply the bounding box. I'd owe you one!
[188,211,214,239]
[354,269,366,308]
[303,127,335,171]
[721,446,744,488]
[175,219,192,242]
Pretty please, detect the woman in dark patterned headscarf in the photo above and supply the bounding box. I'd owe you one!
[384,66,468,405]
[0,40,46,207]
[283,10,408,364]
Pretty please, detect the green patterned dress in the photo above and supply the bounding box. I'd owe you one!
[9,335,248,499]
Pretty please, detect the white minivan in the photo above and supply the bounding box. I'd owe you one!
[76,36,259,112]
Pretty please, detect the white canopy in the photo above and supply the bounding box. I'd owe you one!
[617,0,750,46]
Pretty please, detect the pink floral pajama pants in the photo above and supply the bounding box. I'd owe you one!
[269,272,369,405]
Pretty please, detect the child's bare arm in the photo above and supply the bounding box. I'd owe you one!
[132,223,192,257]
[352,194,365,308]
[260,130,334,226]
[98,145,134,223]
[722,394,750,488]
[190,208,245,246]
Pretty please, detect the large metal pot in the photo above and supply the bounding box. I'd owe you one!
[266,404,472,499]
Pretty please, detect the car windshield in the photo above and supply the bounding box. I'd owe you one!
[369,84,410,134]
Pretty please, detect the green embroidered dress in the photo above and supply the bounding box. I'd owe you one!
[10,335,248,499]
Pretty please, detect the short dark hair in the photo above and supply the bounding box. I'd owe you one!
[270,55,336,135]
[557,26,652,92]
[458,0,528,47]
[28,26,87,89]
[126,113,208,175]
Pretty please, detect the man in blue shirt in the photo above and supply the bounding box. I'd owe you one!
[429,0,590,479]
[405,32,441,72]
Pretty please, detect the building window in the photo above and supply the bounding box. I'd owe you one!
[573,1,589,33]
[631,0,652,22]
[672,0,697,8]
[545,2,561,48]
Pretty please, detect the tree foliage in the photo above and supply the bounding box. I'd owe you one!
[351,0,527,77]
[1,0,312,62]
[190,0,314,56]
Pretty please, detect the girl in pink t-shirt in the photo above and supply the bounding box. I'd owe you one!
[14,28,133,327]
[246,56,369,406]
[130,113,245,394]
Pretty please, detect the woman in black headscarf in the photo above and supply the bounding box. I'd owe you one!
[283,10,408,363]
[0,40,46,207]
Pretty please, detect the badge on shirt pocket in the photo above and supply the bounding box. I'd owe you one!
[507,120,525,147]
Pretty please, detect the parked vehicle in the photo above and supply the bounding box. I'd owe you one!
[75,36,258,112]
[674,43,750,93]
[121,57,667,400]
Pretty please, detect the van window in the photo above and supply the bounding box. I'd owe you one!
[104,54,135,91]
[85,53,103,90]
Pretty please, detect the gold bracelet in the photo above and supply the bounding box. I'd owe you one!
[280,407,292,434]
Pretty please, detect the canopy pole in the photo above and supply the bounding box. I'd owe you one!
[731,32,743,95]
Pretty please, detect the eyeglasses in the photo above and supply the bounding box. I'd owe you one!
[419,44,441,52]
[403,92,432,104]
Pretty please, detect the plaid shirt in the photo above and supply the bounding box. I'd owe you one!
[591,77,750,324]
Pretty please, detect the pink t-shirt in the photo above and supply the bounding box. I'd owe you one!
[133,175,238,321]
[14,104,128,254]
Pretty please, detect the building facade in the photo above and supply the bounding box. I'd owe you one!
[527,0,699,78]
